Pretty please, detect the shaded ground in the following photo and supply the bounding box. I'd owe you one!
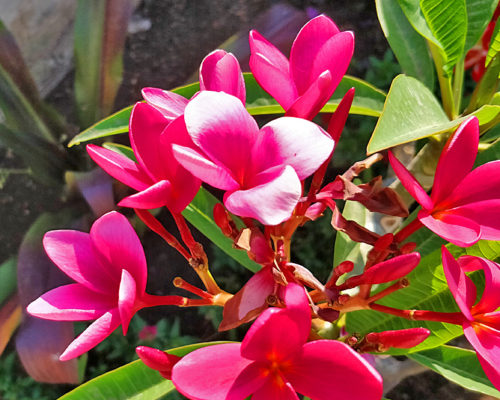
[0,0,486,398]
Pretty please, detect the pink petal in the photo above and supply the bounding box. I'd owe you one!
[86,144,151,191]
[308,31,354,94]
[226,361,268,399]
[118,180,172,210]
[431,116,479,205]
[285,70,334,120]
[457,255,485,272]
[290,15,340,94]
[89,212,147,294]
[172,343,254,400]
[231,267,274,320]
[129,102,170,181]
[141,87,188,119]
[449,200,500,241]
[118,269,137,335]
[360,252,421,284]
[280,283,311,336]
[255,116,333,179]
[172,144,239,191]
[59,309,121,361]
[199,50,246,105]
[285,340,383,400]
[252,377,299,400]
[43,230,113,293]
[463,323,500,390]
[446,161,500,207]
[184,91,259,182]
[240,307,306,362]
[418,210,481,247]
[441,246,476,320]
[224,165,301,225]
[249,30,297,109]
[465,257,500,314]
[389,151,433,210]
[27,283,113,321]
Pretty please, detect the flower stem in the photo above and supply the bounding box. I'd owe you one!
[394,217,424,243]
[369,303,464,325]
[134,209,191,260]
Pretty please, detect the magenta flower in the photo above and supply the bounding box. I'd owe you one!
[249,15,354,120]
[172,283,383,400]
[87,50,245,212]
[172,90,334,225]
[27,212,183,361]
[441,247,500,389]
[389,116,500,246]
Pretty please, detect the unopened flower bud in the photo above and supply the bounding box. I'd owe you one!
[136,346,181,379]
[400,242,417,254]
[317,307,340,322]
[365,328,430,350]
[374,233,394,252]
[213,203,235,237]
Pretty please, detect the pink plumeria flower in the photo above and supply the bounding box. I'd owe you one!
[172,90,334,225]
[389,116,500,247]
[27,212,183,361]
[249,14,354,120]
[172,283,383,400]
[87,50,245,212]
[441,247,500,390]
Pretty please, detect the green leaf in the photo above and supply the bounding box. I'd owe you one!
[475,139,500,165]
[59,342,229,400]
[467,53,500,111]
[345,240,500,354]
[333,201,368,274]
[367,75,451,154]
[74,0,132,128]
[409,345,500,398]
[376,0,435,89]
[420,0,468,75]
[487,14,500,66]
[465,0,498,53]
[103,142,136,162]
[182,188,260,273]
[0,258,17,306]
[396,0,441,47]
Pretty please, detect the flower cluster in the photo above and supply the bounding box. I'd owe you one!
[26,13,500,399]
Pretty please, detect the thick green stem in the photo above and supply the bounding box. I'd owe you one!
[453,58,464,115]
[429,41,456,119]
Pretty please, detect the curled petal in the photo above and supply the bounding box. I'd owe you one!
[224,165,301,226]
[59,309,121,361]
[43,231,111,293]
[328,87,355,143]
[118,269,137,335]
[290,15,340,94]
[419,210,480,247]
[172,343,254,400]
[286,340,383,400]
[389,151,433,210]
[141,87,188,119]
[89,212,147,294]
[184,91,259,179]
[86,144,151,192]
[286,70,333,120]
[462,257,500,314]
[449,200,500,242]
[441,247,476,320]
[249,30,297,109]
[172,144,239,191]
[27,284,113,321]
[256,116,334,179]
[118,180,172,210]
[200,50,246,105]
[431,117,479,205]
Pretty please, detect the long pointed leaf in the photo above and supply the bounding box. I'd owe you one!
[59,342,229,400]
[376,0,435,89]
[409,345,500,398]
[465,0,498,53]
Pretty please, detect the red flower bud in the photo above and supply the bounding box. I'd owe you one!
[365,328,430,351]
[213,203,234,237]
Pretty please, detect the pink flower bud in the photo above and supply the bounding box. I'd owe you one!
[365,328,430,351]
[136,346,181,380]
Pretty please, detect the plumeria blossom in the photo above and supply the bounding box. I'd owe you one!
[172,90,334,225]
[87,50,245,212]
[441,247,500,389]
[27,212,183,361]
[172,283,383,400]
[249,14,354,120]
[389,116,500,247]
